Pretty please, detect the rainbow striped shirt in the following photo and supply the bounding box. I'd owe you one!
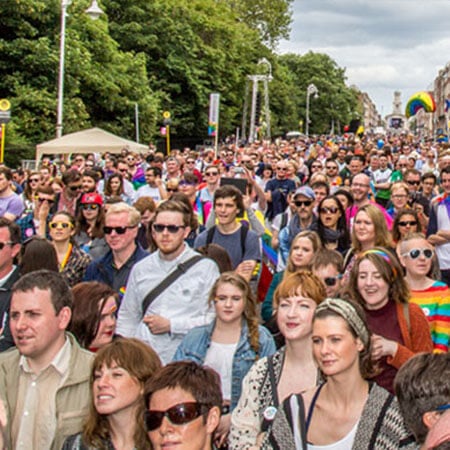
[410,280,450,353]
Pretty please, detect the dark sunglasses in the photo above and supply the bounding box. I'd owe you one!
[324,275,341,286]
[152,223,185,234]
[276,167,287,171]
[38,197,54,204]
[69,185,82,191]
[398,220,417,227]
[144,402,210,432]
[294,200,313,208]
[29,178,40,183]
[166,188,178,193]
[205,172,219,176]
[319,206,339,214]
[0,241,13,250]
[407,180,420,185]
[326,166,337,170]
[49,222,73,229]
[311,165,322,169]
[81,204,99,211]
[401,248,433,260]
[103,225,136,235]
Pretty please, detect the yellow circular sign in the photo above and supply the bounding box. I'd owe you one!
[163,111,171,119]
[0,99,11,112]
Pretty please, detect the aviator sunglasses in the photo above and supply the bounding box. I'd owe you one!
[401,248,433,260]
[144,402,210,431]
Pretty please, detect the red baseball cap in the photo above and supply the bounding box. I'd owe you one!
[80,193,103,206]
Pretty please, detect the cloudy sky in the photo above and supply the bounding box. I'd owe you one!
[278,0,450,118]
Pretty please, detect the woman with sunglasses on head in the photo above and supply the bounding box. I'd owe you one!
[62,337,162,450]
[229,271,326,450]
[69,281,119,352]
[392,208,422,244]
[49,211,92,287]
[399,233,450,353]
[264,298,415,449]
[74,193,109,260]
[262,230,322,324]
[173,272,276,448]
[316,195,350,255]
[103,173,134,205]
[347,247,433,393]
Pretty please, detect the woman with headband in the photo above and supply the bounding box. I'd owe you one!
[262,298,416,449]
[348,247,433,393]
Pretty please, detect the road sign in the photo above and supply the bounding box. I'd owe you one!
[0,99,11,125]
[163,111,171,119]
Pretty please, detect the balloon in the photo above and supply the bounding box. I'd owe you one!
[405,92,436,118]
[377,139,384,149]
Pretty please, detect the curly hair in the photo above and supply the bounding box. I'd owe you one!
[208,272,260,359]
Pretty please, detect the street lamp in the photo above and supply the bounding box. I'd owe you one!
[56,0,104,138]
[305,83,318,137]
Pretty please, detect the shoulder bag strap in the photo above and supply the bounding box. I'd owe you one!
[141,255,204,317]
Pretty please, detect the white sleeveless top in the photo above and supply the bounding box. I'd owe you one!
[204,341,237,401]
[306,421,358,450]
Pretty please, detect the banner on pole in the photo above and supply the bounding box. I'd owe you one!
[208,93,220,136]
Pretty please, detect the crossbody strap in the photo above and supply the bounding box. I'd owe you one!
[141,255,204,317]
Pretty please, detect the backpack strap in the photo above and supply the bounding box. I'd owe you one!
[240,223,248,256]
[206,225,216,245]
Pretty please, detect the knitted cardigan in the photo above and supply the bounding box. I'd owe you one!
[262,383,418,450]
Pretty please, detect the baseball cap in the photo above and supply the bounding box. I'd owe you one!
[294,186,315,200]
[80,193,103,206]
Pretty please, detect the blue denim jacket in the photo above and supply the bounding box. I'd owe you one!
[173,319,276,410]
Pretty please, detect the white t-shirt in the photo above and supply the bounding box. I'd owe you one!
[204,340,237,401]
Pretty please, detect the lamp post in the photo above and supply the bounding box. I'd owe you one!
[56,0,104,138]
[305,83,318,137]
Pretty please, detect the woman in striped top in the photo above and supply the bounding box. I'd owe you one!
[400,232,450,353]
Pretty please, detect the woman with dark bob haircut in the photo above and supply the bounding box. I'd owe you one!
[263,298,416,449]
[62,338,162,450]
[69,282,119,352]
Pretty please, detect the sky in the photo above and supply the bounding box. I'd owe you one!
[278,0,450,118]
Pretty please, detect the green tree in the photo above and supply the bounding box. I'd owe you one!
[104,0,264,142]
[0,0,159,158]
[276,52,359,135]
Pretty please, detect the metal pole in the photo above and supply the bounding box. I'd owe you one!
[249,77,258,143]
[56,0,72,138]
[306,89,310,137]
[263,77,271,139]
[241,81,249,142]
[135,103,140,143]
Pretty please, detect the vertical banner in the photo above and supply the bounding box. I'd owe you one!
[208,93,220,157]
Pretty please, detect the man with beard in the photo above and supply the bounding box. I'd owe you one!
[117,200,219,364]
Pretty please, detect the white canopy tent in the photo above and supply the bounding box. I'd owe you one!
[35,127,148,163]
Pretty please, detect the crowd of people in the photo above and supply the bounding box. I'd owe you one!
[0,134,449,449]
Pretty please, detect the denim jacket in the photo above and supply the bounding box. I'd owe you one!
[173,319,276,410]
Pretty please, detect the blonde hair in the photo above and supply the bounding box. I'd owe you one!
[286,231,322,275]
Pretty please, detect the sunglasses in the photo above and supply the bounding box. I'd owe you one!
[152,223,185,234]
[407,180,420,185]
[326,166,337,170]
[29,178,40,183]
[319,206,339,214]
[401,248,433,260]
[144,402,210,432]
[324,275,342,286]
[49,222,73,229]
[205,172,219,176]
[294,200,313,208]
[69,185,82,191]
[38,197,54,204]
[311,165,322,169]
[166,188,178,192]
[81,204,99,211]
[0,241,13,250]
[103,225,136,235]
[398,220,417,227]
[276,167,287,171]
